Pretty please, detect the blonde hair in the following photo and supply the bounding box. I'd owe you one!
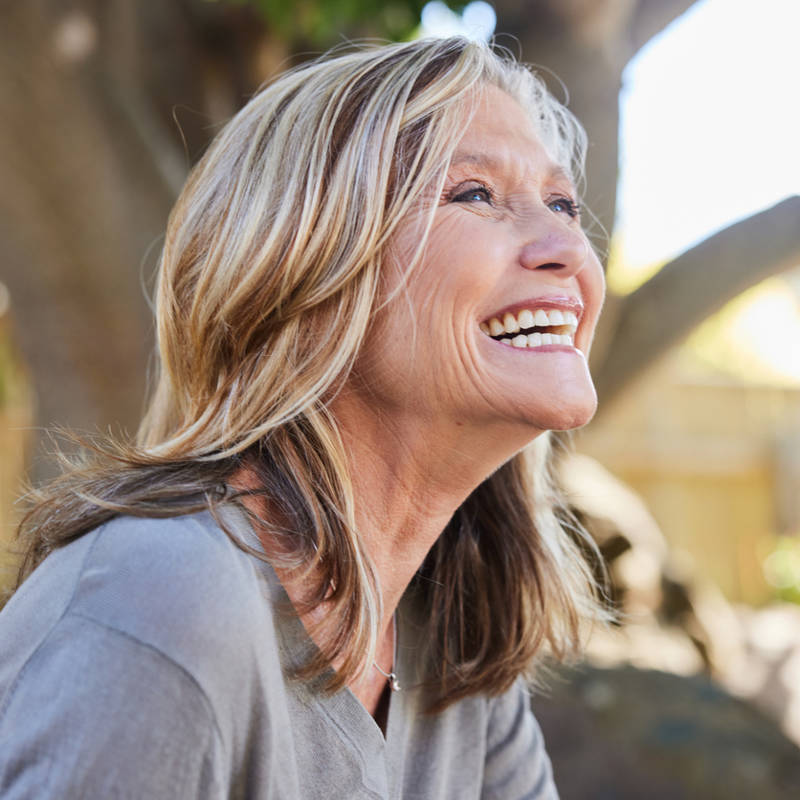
[16,37,603,710]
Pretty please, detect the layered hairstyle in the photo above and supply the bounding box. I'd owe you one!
[15,36,605,710]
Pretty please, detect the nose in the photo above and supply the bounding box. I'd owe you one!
[517,217,589,278]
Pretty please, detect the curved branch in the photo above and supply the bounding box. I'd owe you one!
[628,0,699,53]
[594,196,800,406]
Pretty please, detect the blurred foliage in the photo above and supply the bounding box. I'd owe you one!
[212,0,443,42]
[763,537,800,605]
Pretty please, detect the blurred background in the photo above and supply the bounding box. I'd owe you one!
[1,0,799,796]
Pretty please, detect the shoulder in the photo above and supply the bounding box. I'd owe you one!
[68,509,276,662]
[483,678,558,799]
[0,508,291,793]
[72,509,256,610]
[82,508,247,581]
[0,610,226,798]
[3,506,286,711]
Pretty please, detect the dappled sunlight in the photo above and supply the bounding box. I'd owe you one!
[605,235,665,295]
[685,277,800,387]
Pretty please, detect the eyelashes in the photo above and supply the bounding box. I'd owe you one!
[447,182,495,206]
[447,181,581,220]
[547,197,581,219]
[450,184,494,205]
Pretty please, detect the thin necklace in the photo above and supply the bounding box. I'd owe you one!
[373,614,401,692]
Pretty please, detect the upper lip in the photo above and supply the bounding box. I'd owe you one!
[482,296,584,324]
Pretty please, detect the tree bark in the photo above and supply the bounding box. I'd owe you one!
[0,2,173,464]
[0,0,273,479]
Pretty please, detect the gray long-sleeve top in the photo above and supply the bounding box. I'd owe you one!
[0,506,558,799]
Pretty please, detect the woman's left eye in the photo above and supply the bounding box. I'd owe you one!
[548,196,581,219]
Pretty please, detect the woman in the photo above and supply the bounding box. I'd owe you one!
[0,36,606,798]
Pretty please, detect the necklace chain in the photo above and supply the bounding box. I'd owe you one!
[373,614,401,692]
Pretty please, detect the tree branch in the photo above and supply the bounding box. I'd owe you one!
[628,0,699,54]
[594,196,800,406]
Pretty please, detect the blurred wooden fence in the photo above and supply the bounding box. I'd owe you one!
[579,353,800,605]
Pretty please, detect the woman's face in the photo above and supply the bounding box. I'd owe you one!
[354,85,605,437]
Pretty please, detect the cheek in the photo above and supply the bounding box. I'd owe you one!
[369,211,504,387]
[355,276,475,407]
[581,254,606,332]
[388,244,470,342]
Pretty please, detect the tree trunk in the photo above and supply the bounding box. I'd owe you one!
[0,0,277,479]
[0,2,173,473]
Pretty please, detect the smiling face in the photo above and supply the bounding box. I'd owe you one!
[352,85,605,441]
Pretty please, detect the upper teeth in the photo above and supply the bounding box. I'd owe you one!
[480,308,579,349]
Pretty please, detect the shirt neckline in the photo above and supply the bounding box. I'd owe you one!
[215,501,413,786]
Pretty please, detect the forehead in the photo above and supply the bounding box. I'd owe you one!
[451,85,569,184]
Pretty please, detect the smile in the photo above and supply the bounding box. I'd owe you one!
[479,308,579,349]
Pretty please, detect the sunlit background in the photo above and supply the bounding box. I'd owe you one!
[614,0,800,386]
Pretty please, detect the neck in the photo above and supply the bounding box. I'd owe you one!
[233,390,540,717]
[329,387,542,624]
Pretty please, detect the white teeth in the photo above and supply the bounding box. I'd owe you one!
[503,313,520,334]
[534,309,550,326]
[481,307,580,341]
[496,332,576,349]
[489,318,505,336]
[517,309,535,329]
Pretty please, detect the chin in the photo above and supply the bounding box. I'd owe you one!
[549,404,597,431]
[513,388,598,432]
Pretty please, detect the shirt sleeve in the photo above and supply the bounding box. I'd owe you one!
[0,613,226,799]
[481,678,559,800]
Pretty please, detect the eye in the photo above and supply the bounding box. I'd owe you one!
[450,184,494,205]
[548,196,581,219]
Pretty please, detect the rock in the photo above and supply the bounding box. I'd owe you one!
[531,664,800,800]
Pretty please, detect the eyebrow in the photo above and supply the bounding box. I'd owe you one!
[449,151,575,189]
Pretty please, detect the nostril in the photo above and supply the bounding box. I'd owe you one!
[519,228,589,273]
